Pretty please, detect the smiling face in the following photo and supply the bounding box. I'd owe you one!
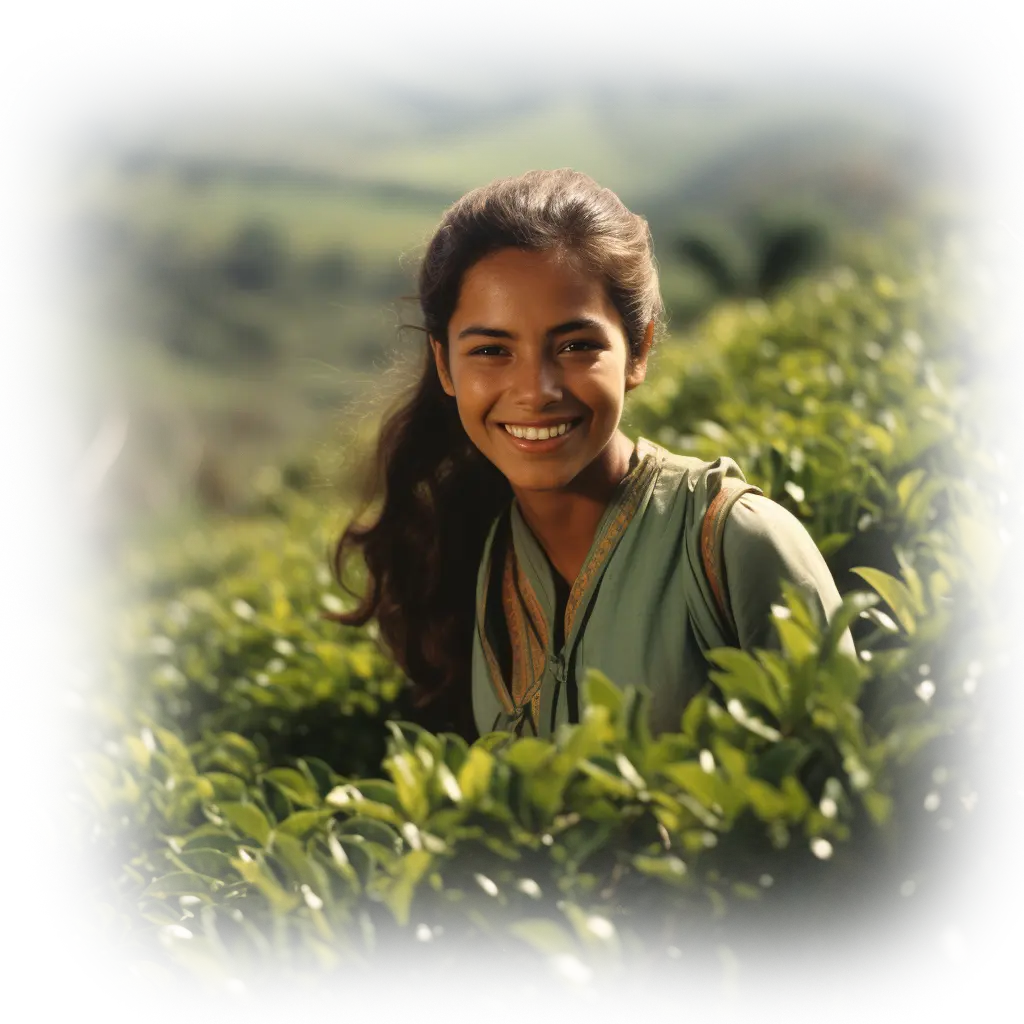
[430,247,653,496]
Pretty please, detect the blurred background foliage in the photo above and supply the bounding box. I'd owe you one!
[67,81,970,540]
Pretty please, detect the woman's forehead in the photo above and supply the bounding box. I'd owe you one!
[453,248,618,327]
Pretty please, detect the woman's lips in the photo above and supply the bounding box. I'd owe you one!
[498,417,583,452]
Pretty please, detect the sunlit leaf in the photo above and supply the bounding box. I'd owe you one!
[385,850,432,927]
[457,747,495,804]
[262,768,319,808]
[850,567,920,634]
[582,669,623,717]
[509,918,579,956]
[219,803,272,846]
[277,809,336,838]
[707,648,781,716]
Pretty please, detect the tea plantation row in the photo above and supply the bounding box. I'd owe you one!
[75,224,1010,994]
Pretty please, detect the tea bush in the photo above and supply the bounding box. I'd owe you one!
[77,224,1009,994]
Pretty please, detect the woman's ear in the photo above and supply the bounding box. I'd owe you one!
[429,336,456,397]
[625,320,656,391]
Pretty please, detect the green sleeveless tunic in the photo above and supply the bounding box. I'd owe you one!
[470,438,851,737]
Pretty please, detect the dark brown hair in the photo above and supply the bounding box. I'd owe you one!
[332,168,665,739]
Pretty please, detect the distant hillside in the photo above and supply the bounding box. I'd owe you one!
[22,0,966,209]
[68,81,968,532]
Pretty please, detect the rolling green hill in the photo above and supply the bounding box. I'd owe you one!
[68,82,966,536]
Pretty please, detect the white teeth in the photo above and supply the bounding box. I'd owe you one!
[504,421,575,440]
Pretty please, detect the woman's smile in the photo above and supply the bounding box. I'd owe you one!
[499,416,584,447]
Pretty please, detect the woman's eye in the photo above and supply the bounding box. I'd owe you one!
[468,342,598,358]
[561,340,600,353]
[469,345,508,357]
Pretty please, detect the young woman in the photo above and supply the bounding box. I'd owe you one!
[334,169,849,741]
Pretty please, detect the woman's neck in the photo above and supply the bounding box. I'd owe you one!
[511,431,636,586]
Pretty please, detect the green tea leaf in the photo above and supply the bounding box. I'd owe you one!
[662,762,746,818]
[346,798,402,826]
[142,872,216,899]
[709,739,748,781]
[231,856,300,914]
[707,648,780,716]
[779,580,820,636]
[385,751,429,823]
[123,735,151,770]
[384,850,432,926]
[353,779,402,809]
[219,802,272,846]
[559,710,615,763]
[863,790,893,825]
[632,855,689,886]
[743,779,791,821]
[523,763,573,820]
[174,849,237,879]
[850,567,920,634]
[582,669,623,717]
[298,757,337,798]
[263,767,320,807]
[896,467,926,509]
[387,720,442,761]
[755,740,809,787]
[504,738,555,774]
[154,728,195,777]
[202,772,247,802]
[439,733,470,775]
[337,816,402,853]
[774,617,818,662]
[509,918,578,956]
[681,692,710,740]
[329,836,373,888]
[622,686,653,750]
[277,809,337,838]
[817,532,852,558]
[458,747,495,804]
[268,831,328,893]
[779,777,811,818]
[262,780,293,823]
[894,549,926,611]
[136,897,182,929]
[905,475,942,532]
[895,418,947,464]
[181,825,239,854]
[207,733,261,771]
[578,759,634,799]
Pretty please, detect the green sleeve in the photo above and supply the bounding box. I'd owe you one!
[721,494,856,656]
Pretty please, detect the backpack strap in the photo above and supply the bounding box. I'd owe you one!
[700,478,763,646]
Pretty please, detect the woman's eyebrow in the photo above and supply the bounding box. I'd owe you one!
[456,317,606,341]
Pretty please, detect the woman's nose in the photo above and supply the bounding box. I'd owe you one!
[511,353,562,408]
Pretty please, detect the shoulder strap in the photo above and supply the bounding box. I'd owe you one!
[700,478,763,645]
